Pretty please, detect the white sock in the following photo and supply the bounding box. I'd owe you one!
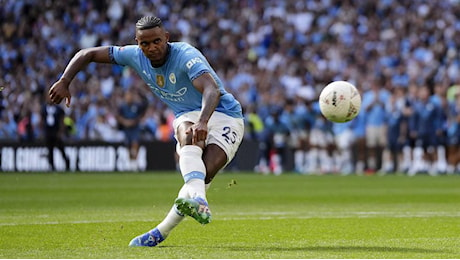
[156,184,189,236]
[156,205,185,237]
[179,145,206,199]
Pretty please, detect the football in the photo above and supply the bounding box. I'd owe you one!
[319,81,361,123]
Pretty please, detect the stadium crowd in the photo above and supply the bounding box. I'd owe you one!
[1,0,460,175]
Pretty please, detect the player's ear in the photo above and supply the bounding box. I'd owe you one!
[164,31,170,42]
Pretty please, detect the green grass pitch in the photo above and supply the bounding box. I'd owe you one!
[0,172,459,258]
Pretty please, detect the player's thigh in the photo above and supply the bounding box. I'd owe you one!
[207,112,244,165]
[204,114,244,183]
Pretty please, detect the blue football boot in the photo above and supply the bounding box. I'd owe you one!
[128,228,165,247]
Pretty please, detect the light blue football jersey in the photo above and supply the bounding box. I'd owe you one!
[110,42,243,118]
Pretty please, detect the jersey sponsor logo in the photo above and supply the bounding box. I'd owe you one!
[156,75,165,88]
[186,57,203,69]
[169,73,176,84]
[147,83,188,102]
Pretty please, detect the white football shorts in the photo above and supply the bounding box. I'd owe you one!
[173,110,245,164]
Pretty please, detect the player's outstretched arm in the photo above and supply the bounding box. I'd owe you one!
[49,46,112,106]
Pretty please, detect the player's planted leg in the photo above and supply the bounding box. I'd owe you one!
[174,145,212,224]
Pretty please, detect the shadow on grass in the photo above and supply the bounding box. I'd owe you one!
[226,245,446,254]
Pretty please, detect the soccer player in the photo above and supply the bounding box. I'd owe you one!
[48,16,244,247]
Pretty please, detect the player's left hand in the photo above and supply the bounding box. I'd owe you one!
[187,121,208,148]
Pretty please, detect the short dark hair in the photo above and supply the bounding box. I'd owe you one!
[136,16,162,30]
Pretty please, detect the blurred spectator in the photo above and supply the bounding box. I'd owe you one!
[446,93,460,174]
[332,121,354,175]
[362,79,390,173]
[41,98,70,171]
[408,86,441,176]
[290,96,314,174]
[306,103,334,174]
[63,112,77,141]
[244,104,264,141]
[431,83,449,174]
[140,106,159,141]
[400,83,419,173]
[2,0,460,174]
[17,109,35,143]
[380,87,407,174]
[155,114,174,142]
[351,108,367,175]
[115,90,148,169]
[0,110,17,140]
[92,112,124,142]
[264,107,290,175]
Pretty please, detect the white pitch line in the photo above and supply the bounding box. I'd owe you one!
[0,211,459,226]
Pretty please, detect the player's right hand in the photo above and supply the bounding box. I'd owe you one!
[49,79,72,107]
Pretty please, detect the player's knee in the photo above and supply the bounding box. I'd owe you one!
[177,122,193,146]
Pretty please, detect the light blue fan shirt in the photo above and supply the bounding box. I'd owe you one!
[110,42,243,118]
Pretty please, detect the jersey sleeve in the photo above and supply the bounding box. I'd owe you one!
[109,45,139,66]
[181,47,212,81]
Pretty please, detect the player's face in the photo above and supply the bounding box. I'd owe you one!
[135,27,170,66]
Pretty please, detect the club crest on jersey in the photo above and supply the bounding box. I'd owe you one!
[156,75,165,88]
[169,73,176,84]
